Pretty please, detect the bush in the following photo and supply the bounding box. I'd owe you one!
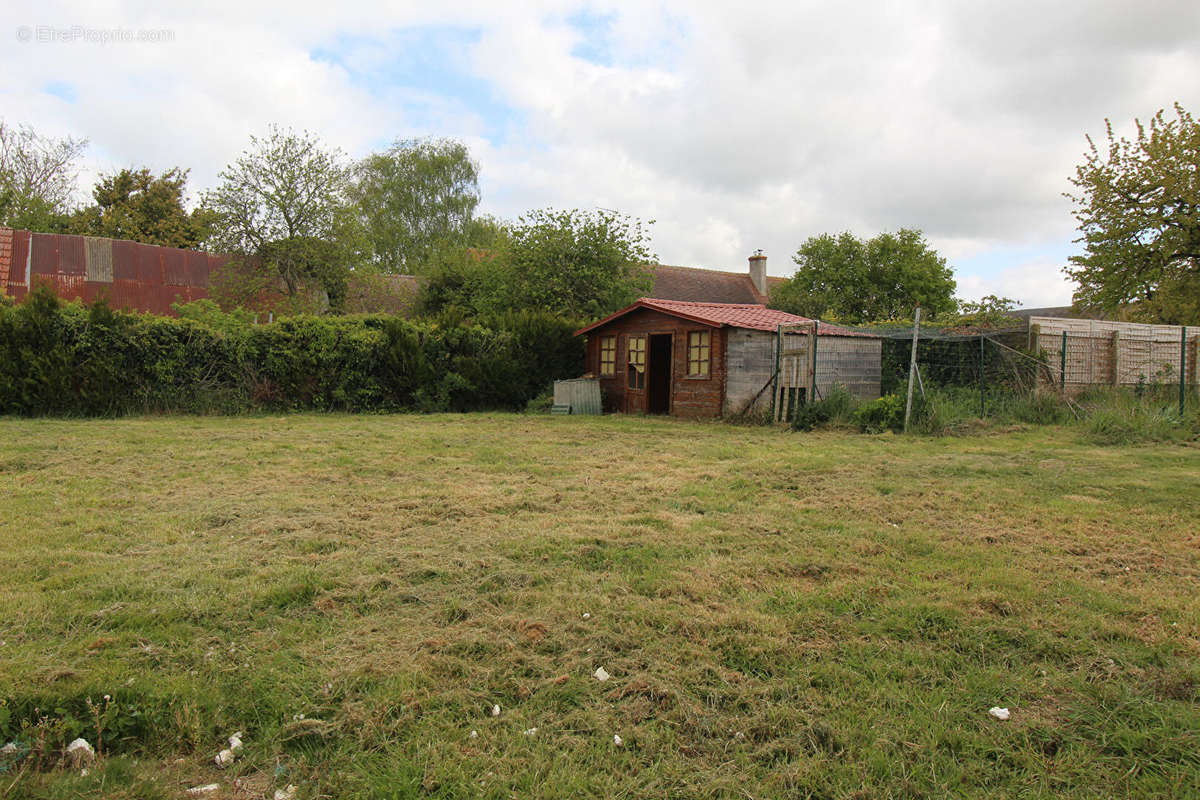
[792,383,855,431]
[853,393,905,433]
[0,288,584,417]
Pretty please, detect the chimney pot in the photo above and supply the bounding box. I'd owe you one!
[748,251,767,298]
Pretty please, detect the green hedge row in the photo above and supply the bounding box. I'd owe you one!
[0,289,584,416]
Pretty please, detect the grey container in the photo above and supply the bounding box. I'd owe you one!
[552,379,602,415]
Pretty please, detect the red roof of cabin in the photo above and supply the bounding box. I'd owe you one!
[575,298,876,337]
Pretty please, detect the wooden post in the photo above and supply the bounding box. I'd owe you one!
[904,307,921,433]
[771,324,781,422]
[1028,322,1040,354]
[1060,331,1068,395]
[1111,330,1121,386]
[809,320,819,405]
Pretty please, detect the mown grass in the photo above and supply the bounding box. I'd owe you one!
[1,414,1198,799]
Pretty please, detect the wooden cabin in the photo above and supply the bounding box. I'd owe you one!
[575,298,881,418]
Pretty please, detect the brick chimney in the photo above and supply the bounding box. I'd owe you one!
[748,250,767,299]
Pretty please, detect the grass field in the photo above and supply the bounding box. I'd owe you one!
[1,414,1198,799]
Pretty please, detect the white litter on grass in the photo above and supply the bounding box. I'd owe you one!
[612,735,623,746]
[582,613,591,620]
[593,667,610,682]
[491,704,501,717]
[273,785,297,800]
[80,768,90,777]
[228,732,244,752]
[186,785,219,798]
[1,742,17,754]
[989,707,1011,721]
[66,738,95,765]
[470,730,478,739]
[523,727,538,737]
[214,748,235,768]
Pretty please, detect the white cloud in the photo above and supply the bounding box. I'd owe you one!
[4,0,1199,296]
[958,258,1077,309]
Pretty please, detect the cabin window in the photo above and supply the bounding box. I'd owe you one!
[687,330,711,377]
[627,335,646,390]
[599,335,616,376]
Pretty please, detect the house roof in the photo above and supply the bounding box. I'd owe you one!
[647,264,786,304]
[575,298,877,337]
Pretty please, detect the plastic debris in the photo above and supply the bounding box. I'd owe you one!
[469,730,478,739]
[988,707,1011,720]
[523,727,538,737]
[582,613,591,620]
[80,768,90,777]
[1,742,17,754]
[594,667,610,682]
[66,738,95,766]
[186,785,219,798]
[491,704,501,717]
[228,732,244,752]
[214,748,236,768]
[274,785,297,800]
[612,734,623,746]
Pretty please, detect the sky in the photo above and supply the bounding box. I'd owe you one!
[4,1,1200,308]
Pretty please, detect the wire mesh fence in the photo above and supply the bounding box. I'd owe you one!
[770,312,1198,432]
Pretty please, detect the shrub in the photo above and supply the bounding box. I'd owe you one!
[853,393,905,433]
[0,288,584,417]
[792,384,855,431]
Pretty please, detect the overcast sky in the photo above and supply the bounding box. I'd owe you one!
[5,1,1200,307]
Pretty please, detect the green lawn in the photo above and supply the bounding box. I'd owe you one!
[1,414,1198,799]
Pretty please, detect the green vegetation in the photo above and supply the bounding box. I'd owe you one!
[1,415,1197,798]
[1066,103,1200,324]
[0,289,582,416]
[771,229,958,323]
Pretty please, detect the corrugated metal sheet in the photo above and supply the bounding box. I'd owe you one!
[553,379,602,414]
[11,230,31,286]
[162,248,189,286]
[59,235,86,275]
[30,234,59,276]
[85,237,114,283]
[111,239,138,281]
[137,245,162,284]
[186,251,208,287]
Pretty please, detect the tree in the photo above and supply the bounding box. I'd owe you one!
[70,167,216,248]
[0,121,86,232]
[1065,104,1200,324]
[352,137,480,273]
[771,229,957,323]
[503,208,654,319]
[204,126,364,309]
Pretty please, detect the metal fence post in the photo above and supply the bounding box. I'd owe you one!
[1181,326,1188,416]
[1060,330,1067,395]
[809,319,819,405]
[979,333,986,418]
[904,307,921,432]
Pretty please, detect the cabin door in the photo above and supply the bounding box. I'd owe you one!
[647,334,673,415]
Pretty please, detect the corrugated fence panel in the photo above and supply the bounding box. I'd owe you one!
[10,230,31,286]
[136,243,162,284]
[59,235,86,275]
[54,274,87,302]
[110,280,145,313]
[111,239,139,281]
[162,248,189,286]
[186,251,209,287]
[85,238,114,283]
[30,233,60,276]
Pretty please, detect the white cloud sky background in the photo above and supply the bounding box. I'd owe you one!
[4,0,1200,307]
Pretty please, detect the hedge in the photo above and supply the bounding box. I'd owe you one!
[0,289,584,416]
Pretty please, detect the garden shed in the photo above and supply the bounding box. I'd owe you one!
[575,298,881,418]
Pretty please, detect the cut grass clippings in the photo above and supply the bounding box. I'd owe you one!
[0,413,1198,798]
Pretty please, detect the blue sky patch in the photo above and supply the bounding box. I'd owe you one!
[42,81,77,103]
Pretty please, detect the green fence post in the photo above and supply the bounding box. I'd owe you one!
[1181,326,1188,417]
[1060,331,1067,395]
[979,334,986,418]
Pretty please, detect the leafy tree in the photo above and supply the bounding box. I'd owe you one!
[352,137,480,273]
[204,126,364,309]
[503,208,654,318]
[1065,103,1200,324]
[70,167,216,248]
[772,229,957,323]
[0,120,86,231]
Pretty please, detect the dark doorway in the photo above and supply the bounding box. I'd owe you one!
[647,334,673,415]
